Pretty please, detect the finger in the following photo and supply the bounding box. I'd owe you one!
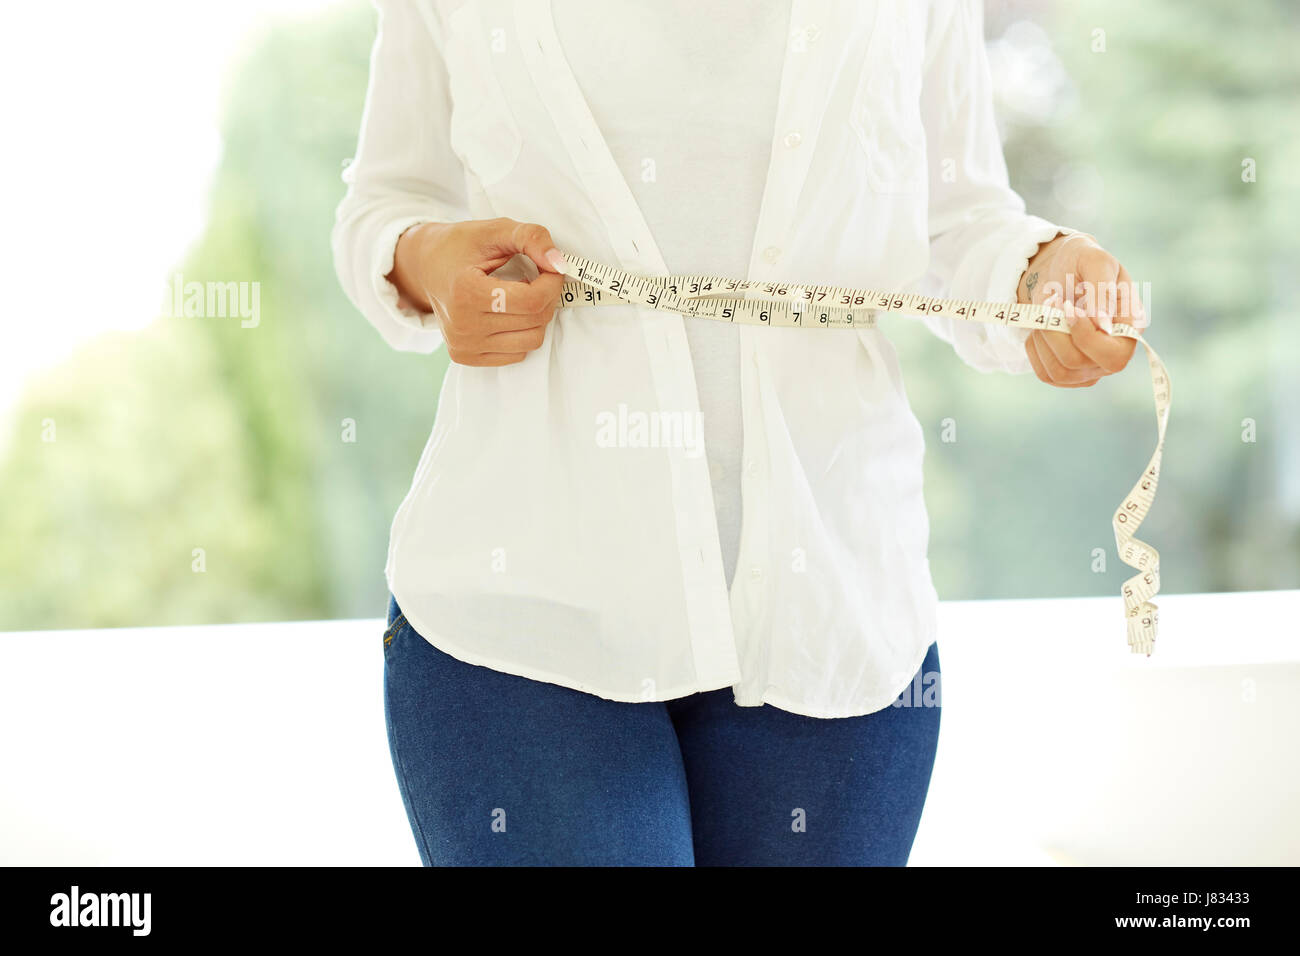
[462,304,558,337]
[1025,331,1052,384]
[1069,312,1136,374]
[1038,327,1101,372]
[1070,252,1137,373]
[1117,264,1148,330]
[1029,331,1105,385]
[474,218,567,275]
[456,269,565,316]
[447,349,528,367]
[1028,333,1097,387]
[481,324,550,353]
[1077,245,1120,330]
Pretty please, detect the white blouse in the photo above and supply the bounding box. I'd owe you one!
[332,0,1067,718]
[553,0,794,591]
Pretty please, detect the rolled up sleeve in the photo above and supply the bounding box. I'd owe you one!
[331,0,472,353]
[918,0,1071,374]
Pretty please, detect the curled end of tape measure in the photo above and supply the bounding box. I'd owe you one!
[1128,612,1156,657]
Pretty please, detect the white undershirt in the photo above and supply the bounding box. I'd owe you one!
[552,0,792,590]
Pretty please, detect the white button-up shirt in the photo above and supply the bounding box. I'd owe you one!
[332,0,1066,717]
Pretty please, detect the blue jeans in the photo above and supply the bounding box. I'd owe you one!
[382,595,941,866]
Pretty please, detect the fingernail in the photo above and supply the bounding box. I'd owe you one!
[545,248,568,273]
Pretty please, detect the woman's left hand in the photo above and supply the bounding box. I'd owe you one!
[1017,232,1148,388]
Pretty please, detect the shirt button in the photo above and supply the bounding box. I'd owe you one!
[745,461,759,477]
[750,567,763,580]
[762,246,782,264]
[804,24,820,43]
[782,131,802,148]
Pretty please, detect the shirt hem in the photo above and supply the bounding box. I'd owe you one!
[391,590,937,718]
[733,634,939,719]
[393,601,744,705]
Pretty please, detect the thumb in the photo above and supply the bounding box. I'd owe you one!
[478,218,568,275]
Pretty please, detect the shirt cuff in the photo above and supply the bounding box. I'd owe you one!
[372,216,445,349]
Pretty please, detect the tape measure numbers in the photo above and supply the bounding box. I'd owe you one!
[555,250,1171,656]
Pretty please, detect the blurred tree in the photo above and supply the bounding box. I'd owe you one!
[0,3,446,628]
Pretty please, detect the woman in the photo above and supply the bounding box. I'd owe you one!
[332,0,1146,866]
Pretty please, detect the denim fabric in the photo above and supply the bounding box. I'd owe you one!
[382,594,941,866]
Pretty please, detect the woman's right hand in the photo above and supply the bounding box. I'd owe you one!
[388,217,568,366]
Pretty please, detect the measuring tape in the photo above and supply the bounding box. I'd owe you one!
[555,250,1171,656]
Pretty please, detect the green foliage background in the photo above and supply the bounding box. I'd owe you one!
[1,1,1294,630]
